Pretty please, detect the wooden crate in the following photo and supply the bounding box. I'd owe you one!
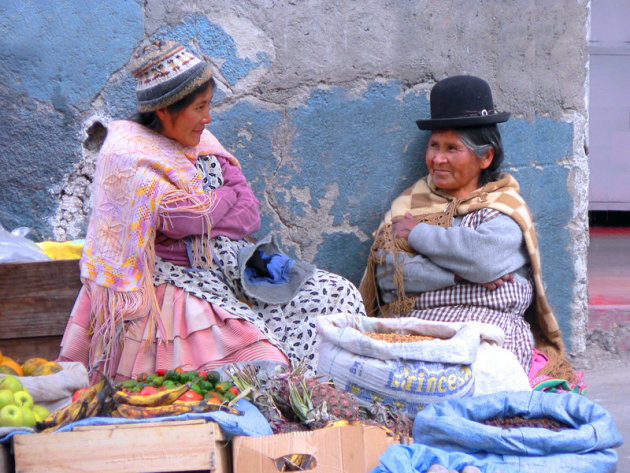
[0,260,81,362]
[12,419,231,473]
[0,443,12,473]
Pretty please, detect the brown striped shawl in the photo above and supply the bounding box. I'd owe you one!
[359,173,577,382]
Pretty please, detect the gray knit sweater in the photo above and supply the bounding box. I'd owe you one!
[376,213,530,304]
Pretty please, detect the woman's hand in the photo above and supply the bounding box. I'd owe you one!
[391,212,418,240]
[479,273,514,291]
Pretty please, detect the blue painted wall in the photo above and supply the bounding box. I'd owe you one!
[0,8,580,349]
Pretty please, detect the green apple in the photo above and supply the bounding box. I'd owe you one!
[0,404,24,427]
[20,407,36,427]
[31,404,50,422]
[0,389,15,409]
[0,375,23,393]
[13,390,34,409]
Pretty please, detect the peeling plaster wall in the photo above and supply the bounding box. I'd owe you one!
[0,0,589,352]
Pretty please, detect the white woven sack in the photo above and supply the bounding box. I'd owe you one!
[316,314,501,417]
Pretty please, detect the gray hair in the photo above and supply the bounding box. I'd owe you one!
[455,125,505,184]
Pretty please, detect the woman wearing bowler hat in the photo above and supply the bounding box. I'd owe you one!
[360,75,577,383]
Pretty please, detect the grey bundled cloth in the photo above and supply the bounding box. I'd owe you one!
[237,233,315,305]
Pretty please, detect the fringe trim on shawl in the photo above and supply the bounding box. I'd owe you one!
[359,205,456,316]
[160,188,215,269]
[86,238,165,378]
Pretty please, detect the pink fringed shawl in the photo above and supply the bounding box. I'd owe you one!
[80,120,239,375]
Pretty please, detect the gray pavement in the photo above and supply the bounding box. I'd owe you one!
[581,360,629,472]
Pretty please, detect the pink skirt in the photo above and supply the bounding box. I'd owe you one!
[58,284,289,381]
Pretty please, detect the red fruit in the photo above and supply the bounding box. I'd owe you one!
[156,368,167,377]
[139,386,159,396]
[199,370,208,379]
[228,386,239,395]
[72,387,89,403]
[178,390,203,402]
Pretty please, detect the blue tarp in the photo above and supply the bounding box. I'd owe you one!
[371,391,623,473]
[0,399,271,443]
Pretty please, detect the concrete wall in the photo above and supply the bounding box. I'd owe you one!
[0,0,590,352]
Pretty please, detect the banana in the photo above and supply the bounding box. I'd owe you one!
[199,401,243,416]
[39,401,81,430]
[84,378,116,418]
[113,383,189,407]
[38,379,110,432]
[115,403,195,419]
[39,398,89,433]
[175,399,243,416]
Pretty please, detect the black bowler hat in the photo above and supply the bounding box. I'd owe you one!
[416,75,510,130]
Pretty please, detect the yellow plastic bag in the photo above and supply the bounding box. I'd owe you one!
[36,240,84,260]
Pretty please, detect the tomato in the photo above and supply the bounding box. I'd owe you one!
[156,368,167,377]
[72,387,89,403]
[199,370,208,379]
[228,386,239,396]
[178,390,204,402]
[139,386,159,396]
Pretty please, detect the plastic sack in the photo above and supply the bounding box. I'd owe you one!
[0,225,50,263]
[36,239,84,260]
[0,362,89,412]
[404,390,623,472]
[316,314,492,417]
[472,343,531,396]
[371,443,512,473]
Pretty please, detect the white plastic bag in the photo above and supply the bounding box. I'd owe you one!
[472,343,531,396]
[0,224,50,263]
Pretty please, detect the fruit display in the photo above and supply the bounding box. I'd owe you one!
[35,369,243,432]
[117,369,240,404]
[226,363,413,439]
[0,351,63,377]
[0,375,51,428]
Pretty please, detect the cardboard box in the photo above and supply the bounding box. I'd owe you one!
[12,419,230,473]
[232,423,398,473]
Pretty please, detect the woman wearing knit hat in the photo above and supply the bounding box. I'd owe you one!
[58,40,365,381]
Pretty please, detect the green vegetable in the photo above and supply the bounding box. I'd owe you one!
[165,370,179,382]
[214,381,234,394]
[121,379,137,388]
[206,371,221,384]
[199,380,213,393]
[162,380,177,389]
